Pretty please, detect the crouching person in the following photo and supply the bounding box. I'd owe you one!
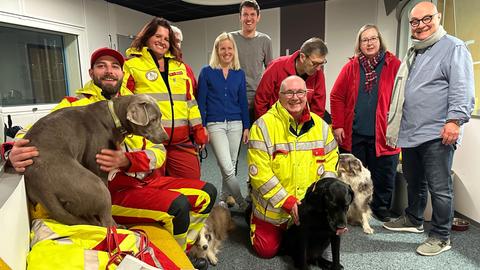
[2,47,215,270]
[246,75,338,258]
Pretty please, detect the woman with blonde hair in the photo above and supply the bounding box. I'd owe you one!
[330,24,401,222]
[197,32,250,210]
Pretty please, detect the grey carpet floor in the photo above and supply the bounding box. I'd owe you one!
[199,145,480,270]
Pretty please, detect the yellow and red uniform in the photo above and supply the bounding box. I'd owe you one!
[247,101,338,258]
[123,47,207,179]
[20,81,216,250]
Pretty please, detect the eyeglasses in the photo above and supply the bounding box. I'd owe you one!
[409,13,438,27]
[307,56,327,68]
[360,36,379,44]
[280,89,308,98]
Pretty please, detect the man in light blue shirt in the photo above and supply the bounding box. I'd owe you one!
[383,1,475,256]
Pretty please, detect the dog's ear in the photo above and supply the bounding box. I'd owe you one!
[127,101,151,126]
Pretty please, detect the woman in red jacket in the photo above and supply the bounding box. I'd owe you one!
[330,24,401,222]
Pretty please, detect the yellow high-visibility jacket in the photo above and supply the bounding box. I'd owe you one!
[123,47,206,146]
[248,101,338,225]
[16,81,166,177]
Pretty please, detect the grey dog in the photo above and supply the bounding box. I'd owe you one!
[22,94,168,227]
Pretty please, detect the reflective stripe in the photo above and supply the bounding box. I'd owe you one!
[258,175,280,196]
[272,143,291,153]
[83,250,100,270]
[322,120,329,142]
[248,140,268,153]
[147,93,186,101]
[30,219,61,247]
[161,118,188,128]
[269,187,288,206]
[251,189,281,213]
[189,117,202,127]
[252,206,289,225]
[255,118,273,155]
[325,139,338,154]
[145,149,158,169]
[322,171,337,178]
[296,141,324,151]
[187,99,198,108]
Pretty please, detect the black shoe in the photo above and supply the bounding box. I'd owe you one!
[188,255,208,270]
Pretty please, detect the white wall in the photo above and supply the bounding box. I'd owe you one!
[177,8,280,76]
[453,119,480,223]
[0,0,151,128]
[325,0,397,111]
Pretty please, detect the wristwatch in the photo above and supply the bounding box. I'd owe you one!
[446,119,463,127]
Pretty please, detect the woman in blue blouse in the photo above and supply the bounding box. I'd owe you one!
[197,32,250,210]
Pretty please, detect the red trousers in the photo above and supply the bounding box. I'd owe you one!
[162,143,201,179]
[250,215,288,258]
[108,170,217,250]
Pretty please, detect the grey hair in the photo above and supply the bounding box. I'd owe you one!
[300,37,328,57]
[354,24,387,56]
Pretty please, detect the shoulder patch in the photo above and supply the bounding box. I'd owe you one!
[249,164,258,176]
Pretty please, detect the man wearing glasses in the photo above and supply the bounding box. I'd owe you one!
[254,37,328,120]
[247,75,338,258]
[384,1,475,256]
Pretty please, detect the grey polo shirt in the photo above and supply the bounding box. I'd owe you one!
[397,35,475,148]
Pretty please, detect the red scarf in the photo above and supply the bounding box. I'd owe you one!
[358,51,384,92]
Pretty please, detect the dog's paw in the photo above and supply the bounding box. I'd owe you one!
[363,226,374,234]
[208,256,218,266]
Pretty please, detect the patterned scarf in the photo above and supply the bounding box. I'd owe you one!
[358,50,385,92]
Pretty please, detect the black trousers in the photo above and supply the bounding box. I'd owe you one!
[346,133,399,217]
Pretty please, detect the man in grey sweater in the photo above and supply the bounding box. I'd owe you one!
[231,0,272,123]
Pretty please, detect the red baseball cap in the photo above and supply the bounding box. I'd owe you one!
[90,47,125,68]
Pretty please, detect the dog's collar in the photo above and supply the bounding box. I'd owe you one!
[107,100,128,136]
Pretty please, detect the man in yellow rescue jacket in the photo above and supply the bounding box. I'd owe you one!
[3,47,214,270]
[247,75,338,258]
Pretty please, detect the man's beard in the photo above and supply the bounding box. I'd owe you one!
[93,75,122,100]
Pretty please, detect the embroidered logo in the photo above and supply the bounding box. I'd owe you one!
[249,164,258,176]
[145,71,158,81]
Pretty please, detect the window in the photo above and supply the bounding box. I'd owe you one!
[0,24,81,106]
[399,0,478,116]
[437,0,480,116]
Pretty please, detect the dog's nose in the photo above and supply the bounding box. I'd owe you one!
[202,245,208,250]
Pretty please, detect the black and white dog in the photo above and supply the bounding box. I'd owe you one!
[283,178,354,270]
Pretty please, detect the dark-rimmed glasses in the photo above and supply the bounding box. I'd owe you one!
[280,89,308,98]
[409,13,438,27]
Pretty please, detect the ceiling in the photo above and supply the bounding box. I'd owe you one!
[106,0,325,22]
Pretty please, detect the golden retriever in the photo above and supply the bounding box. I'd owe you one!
[190,204,235,265]
[337,153,374,234]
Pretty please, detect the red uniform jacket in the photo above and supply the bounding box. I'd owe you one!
[254,50,326,119]
[330,51,401,157]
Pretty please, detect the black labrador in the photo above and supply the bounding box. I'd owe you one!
[283,177,354,270]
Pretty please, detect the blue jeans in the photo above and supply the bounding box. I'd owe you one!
[206,120,246,206]
[402,139,455,240]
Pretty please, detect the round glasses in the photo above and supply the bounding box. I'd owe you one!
[280,89,308,98]
[409,13,438,27]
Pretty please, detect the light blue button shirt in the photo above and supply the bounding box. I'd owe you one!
[397,35,475,148]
